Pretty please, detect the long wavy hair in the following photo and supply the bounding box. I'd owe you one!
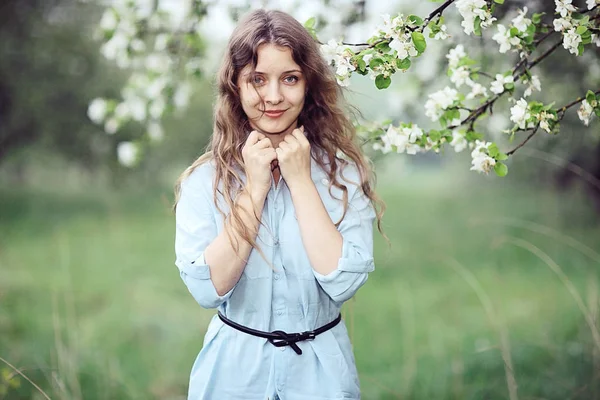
[174,9,385,257]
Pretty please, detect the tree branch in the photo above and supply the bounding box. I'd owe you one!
[506,126,539,156]
[341,0,457,46]
[506,88,600,157]
[558,88,600,114]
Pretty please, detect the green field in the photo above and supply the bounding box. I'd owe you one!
[1,168,599,400]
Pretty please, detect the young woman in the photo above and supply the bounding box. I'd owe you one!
[174,8,384,400]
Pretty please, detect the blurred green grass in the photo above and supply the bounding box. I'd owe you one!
[1,168,599,399]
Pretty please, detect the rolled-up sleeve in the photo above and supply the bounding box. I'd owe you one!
[312,182,376,304]
[175,168,235,309]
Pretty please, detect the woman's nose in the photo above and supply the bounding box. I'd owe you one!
[264,81,284,105]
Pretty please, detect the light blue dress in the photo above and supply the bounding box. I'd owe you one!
[174,152,375,400]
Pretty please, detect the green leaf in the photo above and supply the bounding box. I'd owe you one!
[595,108,600,117]
[494,162,508,177]
[578,42,585,56]
[397,57,411,70]
[429,130,441,142]
[509,26,519,37]
[474,16,482,36]
[505,82,515,91]
[496,152,508,161]
[303,17,316,29]
[357,58,366,72]
[532,13,544,24]
[375,74,391,89]
[408,15,424,26]
[488,143,499,158]
[576,25,588,35]
[369,58,384,69]
[494,0,504,3]
[411,32,427,53]
[375,42,392,53]
[586,90,596,104]
[466,131,484,141]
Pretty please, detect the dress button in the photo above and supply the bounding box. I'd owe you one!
[279,347,285,352]
[276,310,284,316]
[321,178,329,185]
[274,273,280,280]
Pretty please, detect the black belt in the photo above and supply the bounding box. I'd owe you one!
[217,311,341,355]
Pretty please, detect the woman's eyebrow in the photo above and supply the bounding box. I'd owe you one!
[254,69,303,75]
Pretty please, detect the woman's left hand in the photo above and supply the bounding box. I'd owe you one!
[276,126,312,189]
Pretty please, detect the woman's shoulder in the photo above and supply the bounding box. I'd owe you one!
[181,159,217,193]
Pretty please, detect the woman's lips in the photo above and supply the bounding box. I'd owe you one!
[264,110,285,118]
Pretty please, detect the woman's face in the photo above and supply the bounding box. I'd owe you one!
[238,43,306,139]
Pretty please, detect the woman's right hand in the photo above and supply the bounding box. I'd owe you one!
[241,131,276,200]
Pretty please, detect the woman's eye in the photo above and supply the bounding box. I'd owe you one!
[252,76,265,85]
[284,75,299,84]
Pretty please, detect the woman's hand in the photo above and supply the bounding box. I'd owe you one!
[241,130,276,200]
[276,126,312,190]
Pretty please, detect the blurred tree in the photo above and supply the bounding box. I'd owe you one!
[0,0,132,177]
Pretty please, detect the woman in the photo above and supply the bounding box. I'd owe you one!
[174,9,384,400]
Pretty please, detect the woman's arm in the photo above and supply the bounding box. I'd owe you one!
[203,187,267,295]
[287,179,343,276]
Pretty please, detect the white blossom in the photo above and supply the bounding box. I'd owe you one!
[523,75,541,98]
[450,66,472,88]
[376,13,405,39]
[553,17,573,32]
[450,130,468,152]
[470,140,496,174]
[577,99,594,125]
[104,118,119,134]
[149,96,166,119]
[538,111,556,133]
[145,76,169,99]
[145,53,171,73]
[114,102,130,120]
[87,98,107,124]
[471,154,496,174]
[99,9,118,31]
[555,0,576,17]
[321,40,355,86]
[155,34,169,51]
[389,32,418,59]
[100,31,129,61]
[512,8,532,33]
[592,34,600,47]
[123,95,147,122]
[375,124,423,155]
[129,38,145,53]
[174,83,192,110]
[424,87,459,121]
[587,0,600,10]
[321,39,342,65]
[434,25,449,40]
[563,28,582,55]
[490,74,514,94]
[492,24,521,53]
[466,82,488,99]
[455,0,496,35]
[147,122,164,142]
[510,98,531,129]
[117,141,139,167]
[446,45,466,69]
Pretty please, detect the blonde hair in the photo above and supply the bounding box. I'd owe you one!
[174,9,385,256]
